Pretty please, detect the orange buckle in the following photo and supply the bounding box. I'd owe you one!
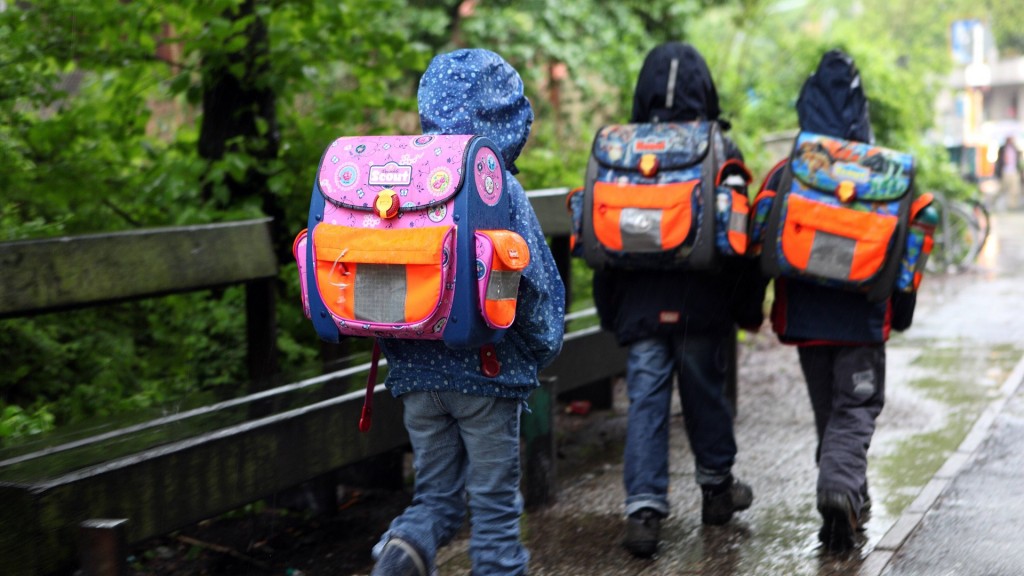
[638,154,659,178]
[836,180,856,203]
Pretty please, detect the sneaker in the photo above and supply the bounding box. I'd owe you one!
[817,491,858,553]
[623,508,661,558]
[370,537,428,576]
[701,477,753,525]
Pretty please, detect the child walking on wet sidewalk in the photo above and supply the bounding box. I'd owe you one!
[368,48,565,576]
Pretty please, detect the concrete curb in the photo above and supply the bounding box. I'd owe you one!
[860,350,1024,576]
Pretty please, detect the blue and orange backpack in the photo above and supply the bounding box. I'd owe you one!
[751,131,936,302]
[567,121,752,270]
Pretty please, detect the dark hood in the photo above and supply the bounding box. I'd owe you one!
[417,49,533,174]
[796,49,874,143]
[631,42,722,125]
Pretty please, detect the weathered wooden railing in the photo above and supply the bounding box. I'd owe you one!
[0,190,628,575]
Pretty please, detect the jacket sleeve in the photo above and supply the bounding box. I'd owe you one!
[507,176,566,369]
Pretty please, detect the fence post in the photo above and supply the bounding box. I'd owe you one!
[522,376,557,509]
[78,519,128,576]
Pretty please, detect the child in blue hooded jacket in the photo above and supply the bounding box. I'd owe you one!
[370,49,565,576]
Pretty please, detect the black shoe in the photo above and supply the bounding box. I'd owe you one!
[701,477,753,525]
[371,537,428,576]
[623,508,661,558]
[817,491,858,553]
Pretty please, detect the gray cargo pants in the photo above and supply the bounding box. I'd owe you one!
[798,344,885,513]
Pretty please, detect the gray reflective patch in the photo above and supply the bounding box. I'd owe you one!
[355,264,406,323]
[487,270,521,301]
[806,230,855,279]
[620,208,663,252]
[852,369,876,397]
[729,210,748,233]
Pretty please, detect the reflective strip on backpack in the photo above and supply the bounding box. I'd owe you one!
[665,58,679,109]
[486,269,522,301]
[354,263,407,323]
[729,209,747,236]
[619,208,665,252]
[806,231,856,279]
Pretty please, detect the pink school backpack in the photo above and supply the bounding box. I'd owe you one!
[292,134,530,429]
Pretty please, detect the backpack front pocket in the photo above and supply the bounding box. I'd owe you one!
[311,224,456,335]
[591,180,698,254]
[475,230,530,329]
[779,194,898,284]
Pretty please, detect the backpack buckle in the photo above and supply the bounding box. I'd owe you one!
[374,189,400,219]
[638,154,660,178]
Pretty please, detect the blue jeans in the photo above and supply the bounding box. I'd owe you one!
[624,335,737,517]
[374,391,528,576]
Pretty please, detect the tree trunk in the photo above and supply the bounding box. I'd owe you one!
[197,0,288,262]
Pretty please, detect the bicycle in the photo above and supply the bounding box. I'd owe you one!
[925,191,991,273]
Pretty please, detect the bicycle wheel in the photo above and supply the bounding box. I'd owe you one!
[944,201,986,268]
[965,198,991,254]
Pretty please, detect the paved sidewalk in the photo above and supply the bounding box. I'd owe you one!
[426,212,1024,576]
[864,210,1024,576]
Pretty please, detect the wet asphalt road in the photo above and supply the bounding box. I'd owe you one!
[424,212,1024,576]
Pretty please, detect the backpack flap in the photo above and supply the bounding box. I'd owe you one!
[771,132,915,299]
[316,134,469,213]
[475,230,530,329]
[791,132,914,203]
[583,121,718,269]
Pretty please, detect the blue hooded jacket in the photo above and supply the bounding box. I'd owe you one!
[766,50,914,344]
[378,49,566,400]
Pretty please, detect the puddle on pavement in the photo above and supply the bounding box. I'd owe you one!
[873,342,1019,515]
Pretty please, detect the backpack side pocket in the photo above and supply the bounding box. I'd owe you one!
[896,193,937,292]
[292,229,311,319]
[475,230,531,329]
[566,186,585,257]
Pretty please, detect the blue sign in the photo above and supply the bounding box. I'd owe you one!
[951,20,981,65]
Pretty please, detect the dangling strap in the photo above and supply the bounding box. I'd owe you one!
[358,338,382,433]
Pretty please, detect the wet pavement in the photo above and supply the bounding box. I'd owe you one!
[426,212,1024,576]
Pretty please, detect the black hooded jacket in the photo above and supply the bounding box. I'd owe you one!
[767,49,916,344]
[592,42,766,345]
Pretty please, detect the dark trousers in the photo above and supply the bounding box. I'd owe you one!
[798,344,885,512]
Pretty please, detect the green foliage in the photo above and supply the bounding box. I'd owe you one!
[0,0,980,441]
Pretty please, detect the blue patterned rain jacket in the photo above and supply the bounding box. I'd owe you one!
[378,49,565,400]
